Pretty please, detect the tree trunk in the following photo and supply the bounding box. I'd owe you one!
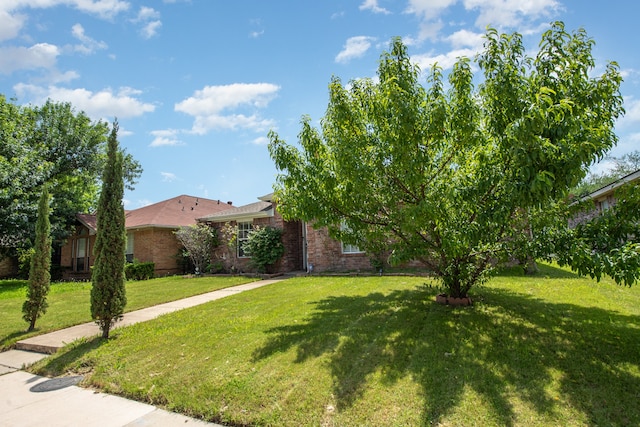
[102,322,111,339]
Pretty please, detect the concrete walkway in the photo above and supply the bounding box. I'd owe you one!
[0,278,284,427]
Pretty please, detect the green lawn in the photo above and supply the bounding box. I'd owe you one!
[31,264,640,426]
[0,275,256,351]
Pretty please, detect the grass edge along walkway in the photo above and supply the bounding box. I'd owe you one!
[14,279,284,355]
[0,275,259,351]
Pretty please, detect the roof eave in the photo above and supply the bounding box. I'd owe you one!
[576,169,640,203]
[200,209,274,224]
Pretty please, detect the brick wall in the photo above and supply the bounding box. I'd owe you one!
[569,194,617,228]
[132,228,183,276]
[305,225,371,273]
[209,212,305,274]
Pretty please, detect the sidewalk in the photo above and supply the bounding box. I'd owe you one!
[0,278,284,427]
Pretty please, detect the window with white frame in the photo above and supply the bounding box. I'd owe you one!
[125,232,134,263]
[340,223,363,254]
[342,242,363,254]
[237,222,253,258]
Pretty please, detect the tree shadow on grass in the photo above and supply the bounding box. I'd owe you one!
[253,284,640,426]
[29,336,108,378]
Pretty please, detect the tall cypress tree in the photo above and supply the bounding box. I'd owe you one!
[22,186,52,331]
[91,121,127,339]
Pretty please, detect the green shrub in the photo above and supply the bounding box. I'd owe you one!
[243,226,285,273]
[125,262,155,280]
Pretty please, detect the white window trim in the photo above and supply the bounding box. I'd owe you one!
[342,242,364,254]
[126,232,134,263]
[237,222,253,258]
[340,223,364,254]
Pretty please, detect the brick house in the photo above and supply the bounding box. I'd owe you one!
[60,195,234,279]
[570,169,640,227]
[199,193,372,274]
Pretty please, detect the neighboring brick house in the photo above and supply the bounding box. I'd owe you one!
[199,193,372,274]
[60,195,234,279]
[570,169,640,227]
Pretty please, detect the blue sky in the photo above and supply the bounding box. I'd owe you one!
[1,1,639,208]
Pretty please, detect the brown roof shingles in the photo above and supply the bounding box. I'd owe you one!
[125,195,234,229]
[76,195,234,231]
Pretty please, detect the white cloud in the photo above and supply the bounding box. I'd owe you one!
[0,9,26,42]
[70,23,107,54]
[335,36,376,64]
[463,0,561,30]
[0,43,59,74]
[161,171,177,182]
[135,6,160,21]
[175,83,280,134]
[1,1,130,23]
[359,0,391,14]
[190,114,276,134]
[68,0,130,19]
[406,0,458,21]
[150,129,183,147]
[404,0,456,41]
[132,6,162,38]
[48,69,81,83]
[618,97,640,129]
[446,29,484,49]
[402,0,560,41]
[252,136,270,145]
[413,47,477,71]
[140,20,162,38]
[249,18,264,38]
[412,28,485,71]
[0,0,130,46]
[14,83,155,119]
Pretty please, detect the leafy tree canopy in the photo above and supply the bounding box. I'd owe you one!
[269,22,624,297]
[0,95,142,250]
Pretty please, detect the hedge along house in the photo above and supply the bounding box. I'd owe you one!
[60,195,234,280]
[199,193,372,274]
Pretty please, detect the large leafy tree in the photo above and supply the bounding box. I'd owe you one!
[269,22,624,298]
[91,121,127,339]
[0,95,142,250]
[22,186,52,331]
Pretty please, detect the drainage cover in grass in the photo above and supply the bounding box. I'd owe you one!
[30,376,83,392]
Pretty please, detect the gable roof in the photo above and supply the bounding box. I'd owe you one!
[76,213,98,235]
[125,195,234,229]
[75,195,234,232]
